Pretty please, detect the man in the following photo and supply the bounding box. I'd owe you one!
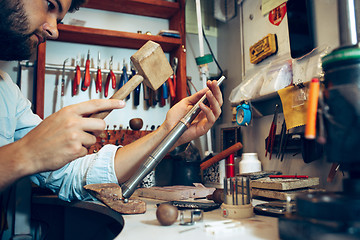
[0,0,223,201]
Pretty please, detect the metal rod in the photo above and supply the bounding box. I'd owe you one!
[246,177,251,205]
[241,177,244,205]
[121,76,226,201]
[19,61,133,75]
[338,0,358,46]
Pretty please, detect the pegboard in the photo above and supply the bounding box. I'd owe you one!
[88,129,152,153]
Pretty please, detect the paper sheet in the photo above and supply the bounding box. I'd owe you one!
[262,0,288,15]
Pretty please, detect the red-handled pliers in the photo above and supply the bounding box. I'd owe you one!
[81,50,91,91]
[265,104,279,160]
[104,56,116,98]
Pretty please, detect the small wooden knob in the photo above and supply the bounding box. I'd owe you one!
[129,118,143,130]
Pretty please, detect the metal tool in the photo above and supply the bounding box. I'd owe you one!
[265,104,279,160]
[60,58,68,108]
[81,50,91,91]
[121,75,226,202]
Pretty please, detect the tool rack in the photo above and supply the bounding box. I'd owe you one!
[35,0,186,119]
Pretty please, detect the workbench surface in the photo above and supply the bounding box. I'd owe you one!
[117,198,279,240]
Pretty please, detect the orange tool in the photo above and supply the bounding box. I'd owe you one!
[104,56,116,98]
[265,104,279,160]
[81,50,91,91]
[200,142,243,170]
[96,52,102,93]
[305,78,320,139]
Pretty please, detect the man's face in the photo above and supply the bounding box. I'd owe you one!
[0,0,71,60]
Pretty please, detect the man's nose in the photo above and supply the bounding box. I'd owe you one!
[42,16,59,40]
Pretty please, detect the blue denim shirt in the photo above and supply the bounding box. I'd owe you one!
[0,70,119,201]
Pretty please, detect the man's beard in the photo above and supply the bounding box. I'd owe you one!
[0,0,34,61]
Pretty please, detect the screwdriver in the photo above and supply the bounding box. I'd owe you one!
[81,50,91,91]
[104,56,116,98]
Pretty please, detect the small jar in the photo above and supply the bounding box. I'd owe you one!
[239,153,261,174]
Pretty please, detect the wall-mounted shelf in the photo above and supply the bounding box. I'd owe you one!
[35,0,186,119]
[84,0,180,19]
[56,24,182,52]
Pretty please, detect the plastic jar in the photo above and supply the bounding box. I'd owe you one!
[239,153,261,174]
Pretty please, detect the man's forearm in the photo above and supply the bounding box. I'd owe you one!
[0,142,33,191]
[113,124,171,183]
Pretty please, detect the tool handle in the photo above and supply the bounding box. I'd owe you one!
[75,65,81,85]
[97,69,102,92]
[167,77,176,99]
[90,74,144,119]
[200,142,243,170]
[82,59,91,91]
[305,78,320,139]
[104,73,111,98]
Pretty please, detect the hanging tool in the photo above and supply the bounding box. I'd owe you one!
[104,56,116,98]
[96,51,102,93]
[121,76,225,202]
[131,62,141,106]
[277,119,287,159]
[119,60,130,100]
[60,58,69,108]
[72,54,81,96]
[168,57,177,100]
[265,104,279,160]
[305,78,320,139]
[81,50,91,91]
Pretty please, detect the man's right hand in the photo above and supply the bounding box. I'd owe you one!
[17,99,125,174]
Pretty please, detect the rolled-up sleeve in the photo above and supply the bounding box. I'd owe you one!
[30,144,121,202]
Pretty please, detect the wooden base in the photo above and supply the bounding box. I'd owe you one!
[84,183,146,214]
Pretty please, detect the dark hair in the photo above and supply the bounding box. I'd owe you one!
[69,0,87,12]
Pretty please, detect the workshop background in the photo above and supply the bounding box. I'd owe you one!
[0,0,345,191]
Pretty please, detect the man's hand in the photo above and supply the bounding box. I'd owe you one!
[17,99,125,173]
[164,80,223,147]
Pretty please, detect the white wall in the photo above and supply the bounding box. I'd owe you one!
[217,0,344,191]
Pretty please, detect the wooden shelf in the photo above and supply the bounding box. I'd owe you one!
[35,0,186,119]
[84,0,180,19]
[55,24,182,52]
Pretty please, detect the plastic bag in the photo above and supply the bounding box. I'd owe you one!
[259,59,293,96]
[229,70,265,104]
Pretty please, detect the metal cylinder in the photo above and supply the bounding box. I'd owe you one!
[338,0,359,47]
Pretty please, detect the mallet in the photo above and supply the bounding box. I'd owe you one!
[90,40,173,119]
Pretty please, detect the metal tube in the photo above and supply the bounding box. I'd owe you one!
[122,76,226,201]
[338,0,358,47]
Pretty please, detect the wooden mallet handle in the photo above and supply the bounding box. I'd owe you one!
[90,75,144,119]
[200,142,243,170]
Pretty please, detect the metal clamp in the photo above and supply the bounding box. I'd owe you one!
[179,209,203,226]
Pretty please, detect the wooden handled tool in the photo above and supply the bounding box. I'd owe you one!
[200,142,243,170]
[90,40,173,119]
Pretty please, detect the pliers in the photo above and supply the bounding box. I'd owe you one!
[265,104,279,160]
[104,56,116,98]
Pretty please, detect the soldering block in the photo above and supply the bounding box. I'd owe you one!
[130,40,173,91]
[249,34,278,64]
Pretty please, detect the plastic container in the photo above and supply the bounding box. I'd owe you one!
[239,153,261,174]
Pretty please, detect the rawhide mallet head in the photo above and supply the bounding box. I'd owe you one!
[91,40,173,119]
